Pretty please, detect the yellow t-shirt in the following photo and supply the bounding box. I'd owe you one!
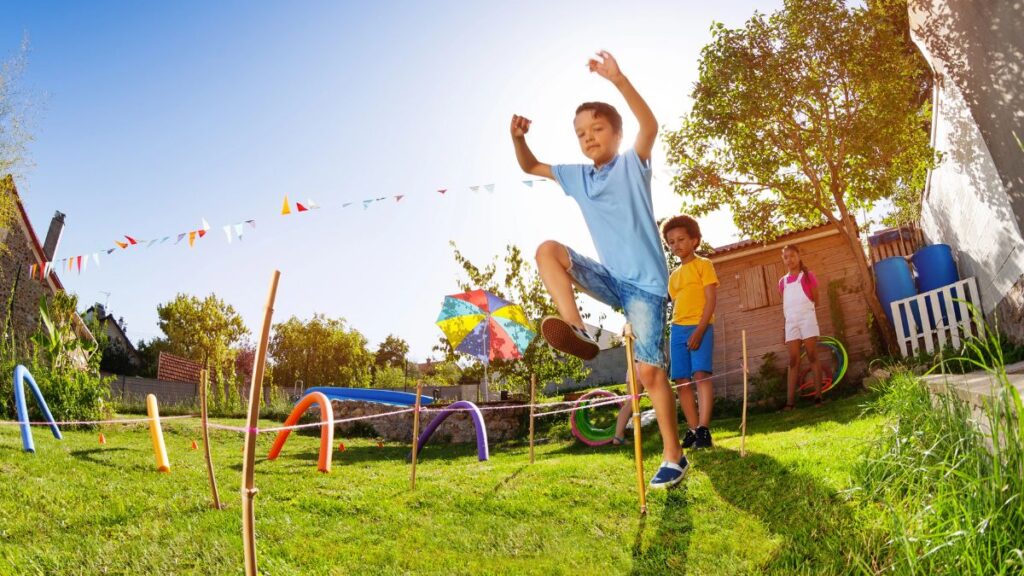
[669,256,719,325]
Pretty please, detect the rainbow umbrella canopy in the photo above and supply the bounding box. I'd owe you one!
[435,290,536,364]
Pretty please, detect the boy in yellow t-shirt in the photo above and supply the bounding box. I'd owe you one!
[664,215,719,449]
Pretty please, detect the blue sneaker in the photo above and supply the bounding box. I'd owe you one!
[648,455,689,490]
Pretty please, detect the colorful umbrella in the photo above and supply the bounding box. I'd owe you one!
[435,290,536,364]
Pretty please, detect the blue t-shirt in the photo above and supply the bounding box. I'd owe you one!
[551,149,668,296]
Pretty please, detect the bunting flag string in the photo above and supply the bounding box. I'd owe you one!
[33,176,550,280]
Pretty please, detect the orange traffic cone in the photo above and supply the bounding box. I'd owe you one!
[338,442,346,452]
[190,439,198,450]
[98,433,107,445]
[376,441,384,448]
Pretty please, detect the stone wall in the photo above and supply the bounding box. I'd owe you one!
[0,222,55,343]
[324,400,530,443]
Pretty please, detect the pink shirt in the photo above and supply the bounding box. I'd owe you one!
[778,270,817,302]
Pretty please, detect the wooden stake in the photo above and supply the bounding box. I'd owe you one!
[241,270,280,576]
[410,380,423,490]
[200,369,223,509]
[740,330,749,458]
[624,323,647,516]
[529,373,536,465]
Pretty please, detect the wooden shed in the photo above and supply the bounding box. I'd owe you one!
[707,223,873,399]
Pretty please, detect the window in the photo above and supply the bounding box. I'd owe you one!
[737,266,769,311]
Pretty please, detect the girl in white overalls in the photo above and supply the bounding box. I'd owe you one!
[779,245,823,409]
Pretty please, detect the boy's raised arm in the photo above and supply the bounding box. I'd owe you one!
[510,114,554,180]
[588,51,658,162]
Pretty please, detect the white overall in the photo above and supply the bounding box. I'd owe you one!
[782,271,820,342]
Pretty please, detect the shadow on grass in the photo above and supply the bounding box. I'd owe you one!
[631,485,691,575]
[699,447,878,574]
[68,447,131,468]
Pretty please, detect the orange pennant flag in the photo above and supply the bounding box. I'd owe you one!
[115,241,128,249]
[281,195,292,215]
[296,202,308,212]
[188,231,197,247]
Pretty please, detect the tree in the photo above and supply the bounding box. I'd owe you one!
[156,293,248,405]
[374,334,409,369]
[0,39,35,258]
[437,242,588,396]
[663,0,935,351]
[269,314,373,390]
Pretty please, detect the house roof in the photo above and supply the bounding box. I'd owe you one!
[710,222,839,257]
[157,351,204,385]
[84,305,141,357]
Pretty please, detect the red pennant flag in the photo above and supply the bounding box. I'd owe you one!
[197,229,207,238]
[76,256,82,273]
[437,189,447,195]
[296,202,308,212]
[115,241,128,249]
[125,235,138,245]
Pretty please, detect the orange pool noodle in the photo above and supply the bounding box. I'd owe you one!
[266,391,334,473]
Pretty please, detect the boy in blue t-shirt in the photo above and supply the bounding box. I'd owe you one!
[510,51,687,489]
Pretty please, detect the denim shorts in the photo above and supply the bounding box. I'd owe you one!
[670,324,714,380]
[565,247,667,369]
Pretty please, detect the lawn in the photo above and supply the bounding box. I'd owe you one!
[0,393,889,575]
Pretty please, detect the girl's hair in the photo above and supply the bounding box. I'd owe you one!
[782,244,808,274]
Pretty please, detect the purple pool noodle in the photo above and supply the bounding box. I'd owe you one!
[416,400,489,461]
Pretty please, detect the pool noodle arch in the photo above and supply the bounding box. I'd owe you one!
[416,400,489,461]
[267,391,335,473]
[13,364,62,453]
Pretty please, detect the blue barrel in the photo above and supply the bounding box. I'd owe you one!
[874,256,921,334]
[912,244,958,292]
[912,244,960,328]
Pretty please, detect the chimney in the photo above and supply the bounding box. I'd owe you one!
[42,211,65,261]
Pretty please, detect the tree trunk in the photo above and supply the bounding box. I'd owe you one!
[834,218,900,355]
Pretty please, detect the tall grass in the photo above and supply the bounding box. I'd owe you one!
[855,321,1024,574]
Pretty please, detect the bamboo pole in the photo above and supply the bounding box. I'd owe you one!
[200,369,223,509]
[529,373,536,465]
[624,323,647,516]
[410,380,423,490]
[740,330,749,458]
[241,270,280,576]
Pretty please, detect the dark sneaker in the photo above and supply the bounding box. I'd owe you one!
[540,316,599,360]
[694,426,713,449]
[681,429,697,449]
[649,455,689,490]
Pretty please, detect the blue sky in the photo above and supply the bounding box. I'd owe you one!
[2,1,785,360]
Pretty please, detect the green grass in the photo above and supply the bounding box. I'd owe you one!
[0,394,889,575]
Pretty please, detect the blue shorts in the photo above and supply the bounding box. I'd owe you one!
[670,324,714,380]
[565,247,667,369]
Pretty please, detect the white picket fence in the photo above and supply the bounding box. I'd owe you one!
[890,276,983,358]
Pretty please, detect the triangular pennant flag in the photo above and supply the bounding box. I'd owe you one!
[115,241,128,249]
[224,225,233,244]
[245,220,256,229]
[281,195,292,215]
[67,259,73,272]
[175,233,186,245]
[201,218,210,231]
[146,239,157,247]
[307,199,319,209]
[484,184,495,192]
[188,231,197,247]
[296,202,308,212]
[342,202,353,208]
[437,189,447,195]
[125,235,138,245]
[106,248,115,255]
[93,253,100,267]
[395,195,404,202]
[470,185,480,192]
[363,199,373,210]
[376,197,386,201]
[82,255,88,273]
[29,264,36,279]
[161,236,170,244]
[197,229,207,238]
[522,180,534,187]
[43,262,51,278]
[76,256,82,273]
[234,223,244,240]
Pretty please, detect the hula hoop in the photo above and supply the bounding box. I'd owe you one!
[569,389,619,446]
[798,336,848,397]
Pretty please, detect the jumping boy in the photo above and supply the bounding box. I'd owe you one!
[510,51,687,489]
